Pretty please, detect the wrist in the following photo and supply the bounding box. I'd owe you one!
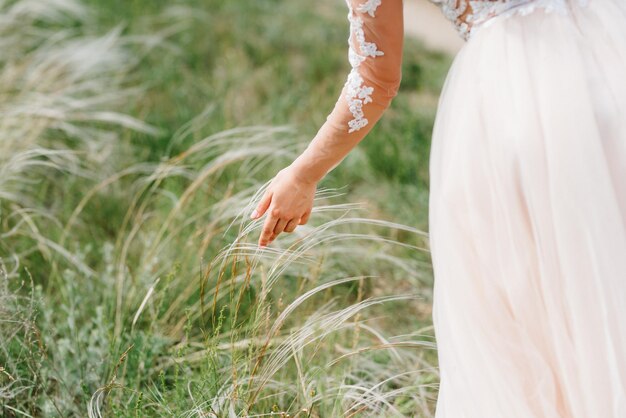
[288,155,324,185]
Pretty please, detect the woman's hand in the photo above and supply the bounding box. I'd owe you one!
[251,164,317,247]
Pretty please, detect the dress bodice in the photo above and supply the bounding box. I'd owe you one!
[429,0,577,39]
[323,0,588,136]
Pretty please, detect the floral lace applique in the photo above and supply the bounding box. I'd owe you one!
[344,0,384,133]
[430,0,586,40]
[357,0,383,17]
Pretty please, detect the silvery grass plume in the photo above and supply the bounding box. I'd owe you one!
[0,0,173,415]
[1,0,438,416]
[0,0,163,270]
[0,267,38,410]
[84,114,437,416]
[0,0,155,262]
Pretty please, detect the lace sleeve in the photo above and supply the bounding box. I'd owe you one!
[288,0,404,183]
[322,0,404,138]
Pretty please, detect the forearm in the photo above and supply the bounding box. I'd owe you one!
[290,86,395,183]
[289,0,404,184]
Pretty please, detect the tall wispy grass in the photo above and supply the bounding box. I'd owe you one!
[0,0,445,416]
[0,0,160,414]
[76,120,438,416]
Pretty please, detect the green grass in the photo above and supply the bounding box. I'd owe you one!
[0,0,453,416]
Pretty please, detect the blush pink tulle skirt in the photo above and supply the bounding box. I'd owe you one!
[428,1,626,417]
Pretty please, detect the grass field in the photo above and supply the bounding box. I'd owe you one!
[0,0,453,416]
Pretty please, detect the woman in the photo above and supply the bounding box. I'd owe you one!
[250,0,626,416]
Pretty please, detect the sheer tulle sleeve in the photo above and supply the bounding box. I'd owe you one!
[289,0,404,182]
[318,0,404,141]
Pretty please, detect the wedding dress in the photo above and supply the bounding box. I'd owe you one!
[314,0,626,416]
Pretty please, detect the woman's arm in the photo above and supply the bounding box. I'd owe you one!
[252,0,405,246]
[290,0,404,182]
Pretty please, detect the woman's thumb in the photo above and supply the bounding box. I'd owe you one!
[251,191,273,219]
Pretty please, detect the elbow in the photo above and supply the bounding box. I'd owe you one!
[364,68,402,101]
[360,58,403,100]
[389,70,402,98]
[381,69,402,99]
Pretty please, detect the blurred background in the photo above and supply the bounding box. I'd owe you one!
[0,0,461,416]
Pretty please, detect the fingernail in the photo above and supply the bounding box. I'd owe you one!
[250,210,258,219]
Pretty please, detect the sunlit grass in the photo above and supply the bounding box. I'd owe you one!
[0,0,451,416]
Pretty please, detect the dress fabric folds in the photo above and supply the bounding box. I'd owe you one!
[428,0,626,417]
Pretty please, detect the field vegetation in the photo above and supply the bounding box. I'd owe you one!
[0,0,452,416]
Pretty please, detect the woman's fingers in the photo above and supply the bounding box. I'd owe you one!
[252,166,317,246]
[267,217,298,244]
[273,218,288,235]
[259,214,279,246]
[257,208,312,246]
[284,218,299,233]
[251,190,273,219]
[299,210,311,225]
